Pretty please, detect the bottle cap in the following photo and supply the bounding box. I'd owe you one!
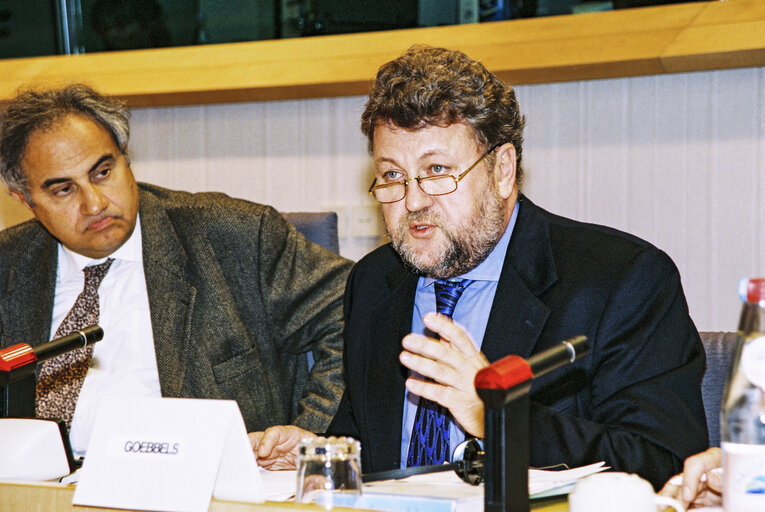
[738,277,765,304]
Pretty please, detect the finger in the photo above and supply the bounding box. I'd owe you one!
[248,431,265,454]
[422,313,480,356]
[681,448,721,504]
[255,428,282,458]
[707,467,723,493]
[257,426,300,458]
[405,375,446,403]
[400,347,451,382]
[405,373,478,414]
[402,332,450,360]
[658,475,682,501]
[257,457,278,470]
[405,375,486,437]
[260,452,299,471]
[401,331,482,374]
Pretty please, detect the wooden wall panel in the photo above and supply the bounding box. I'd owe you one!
[0,67,761,331]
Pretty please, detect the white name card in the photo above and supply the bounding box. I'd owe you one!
[73,397,264,512]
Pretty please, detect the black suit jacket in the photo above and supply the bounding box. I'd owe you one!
[0,184,352,433]
[328,195,708,488]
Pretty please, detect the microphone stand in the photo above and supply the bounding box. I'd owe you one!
[0,353,36,418]
[475,335,589,512]
[0,326,104,418]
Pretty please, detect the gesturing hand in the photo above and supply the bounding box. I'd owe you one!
[399,312,490,438]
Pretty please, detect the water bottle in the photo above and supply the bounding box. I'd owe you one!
[721,277,765,512]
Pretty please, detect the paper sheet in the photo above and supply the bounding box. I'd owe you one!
[260,469,299,501]
[529,461,609,497]
[262,461,609,503]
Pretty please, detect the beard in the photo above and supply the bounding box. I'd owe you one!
[387,186,507,280]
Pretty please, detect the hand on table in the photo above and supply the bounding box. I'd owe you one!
[399,312,490,438]
[249,425,317,470]
[659,447,722,509]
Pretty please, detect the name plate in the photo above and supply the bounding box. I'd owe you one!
[73,397,264,512]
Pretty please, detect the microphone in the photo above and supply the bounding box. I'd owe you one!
[0,325,104,374]
[527,334,588,378]
[476,335,588,512]
[0,325,103,418]
[34,325,104,363]
[475,335,588,391]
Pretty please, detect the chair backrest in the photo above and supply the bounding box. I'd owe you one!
[280,211,340,372]
[281,211,340,253]
[699,331,739,447]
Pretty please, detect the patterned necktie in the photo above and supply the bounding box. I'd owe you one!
[406,278,474,467]
[36,258,114,428]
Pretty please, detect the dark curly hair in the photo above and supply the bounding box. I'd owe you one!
[361,45,526,186]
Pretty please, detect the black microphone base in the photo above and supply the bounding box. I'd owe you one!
[1,368,36,418]
[479,385,530,512]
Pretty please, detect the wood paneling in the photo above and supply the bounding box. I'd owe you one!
[0,1,763,107]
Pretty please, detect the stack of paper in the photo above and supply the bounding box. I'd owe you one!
[289,461,609,511]
[332,471,482,512]
[529,462,609,499]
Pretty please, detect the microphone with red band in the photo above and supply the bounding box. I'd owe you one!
[0,325,104,375]
[1,325,104,418]
[475,335,589,391]
[476,334,589,512]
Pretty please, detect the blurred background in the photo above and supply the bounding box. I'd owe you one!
[0,0,700,59]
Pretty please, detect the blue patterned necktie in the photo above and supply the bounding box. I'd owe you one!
[406,278,474,467]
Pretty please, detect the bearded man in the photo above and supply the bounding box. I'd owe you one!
[251,45,708,489]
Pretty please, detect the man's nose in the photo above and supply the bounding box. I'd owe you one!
[404,179,434,212]
[80,184,108,216]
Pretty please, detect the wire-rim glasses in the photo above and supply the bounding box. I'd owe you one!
[368,143,501,204]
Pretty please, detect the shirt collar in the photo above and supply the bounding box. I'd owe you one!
[57,214,143,285]
[424,201,519,286]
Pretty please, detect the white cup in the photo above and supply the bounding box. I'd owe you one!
[569,472,685,512]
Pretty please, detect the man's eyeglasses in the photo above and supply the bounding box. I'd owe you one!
[368,144,501,204]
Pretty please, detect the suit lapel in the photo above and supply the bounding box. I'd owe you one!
[0,226,57,348]
[364,264,417,466]
[138,189,197,397]
[482,197,557,362]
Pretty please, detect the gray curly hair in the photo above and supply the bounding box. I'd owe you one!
[0,84,130,198]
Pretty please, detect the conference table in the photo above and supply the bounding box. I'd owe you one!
[1,480,569,511]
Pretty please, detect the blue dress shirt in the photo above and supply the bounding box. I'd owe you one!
[400,202,520,467]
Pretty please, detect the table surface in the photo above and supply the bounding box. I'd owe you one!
[1,480,569,512]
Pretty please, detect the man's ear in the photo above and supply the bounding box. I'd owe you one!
[493,143,517,199]
[10,189,33,211]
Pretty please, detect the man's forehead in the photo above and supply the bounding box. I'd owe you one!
[373,122,482,154]
[26,113,118,151]
[21,115,117,182]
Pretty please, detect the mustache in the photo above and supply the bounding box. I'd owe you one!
[404,209,441,227]
[384,209,444,241]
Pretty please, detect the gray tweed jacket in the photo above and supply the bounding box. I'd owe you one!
[0,183,352,432]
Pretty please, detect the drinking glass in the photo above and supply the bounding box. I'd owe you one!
[296,436,362,509]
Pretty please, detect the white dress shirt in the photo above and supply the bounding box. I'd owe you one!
[50,215,161,457]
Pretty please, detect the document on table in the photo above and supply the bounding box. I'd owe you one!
[529,461,609,498]
[260,468,299,501]
[260,461,609,508]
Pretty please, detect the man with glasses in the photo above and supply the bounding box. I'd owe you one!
[251,45,707,489]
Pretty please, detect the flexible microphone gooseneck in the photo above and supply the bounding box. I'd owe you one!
[0,325,104,374]
[475,335,589,392]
